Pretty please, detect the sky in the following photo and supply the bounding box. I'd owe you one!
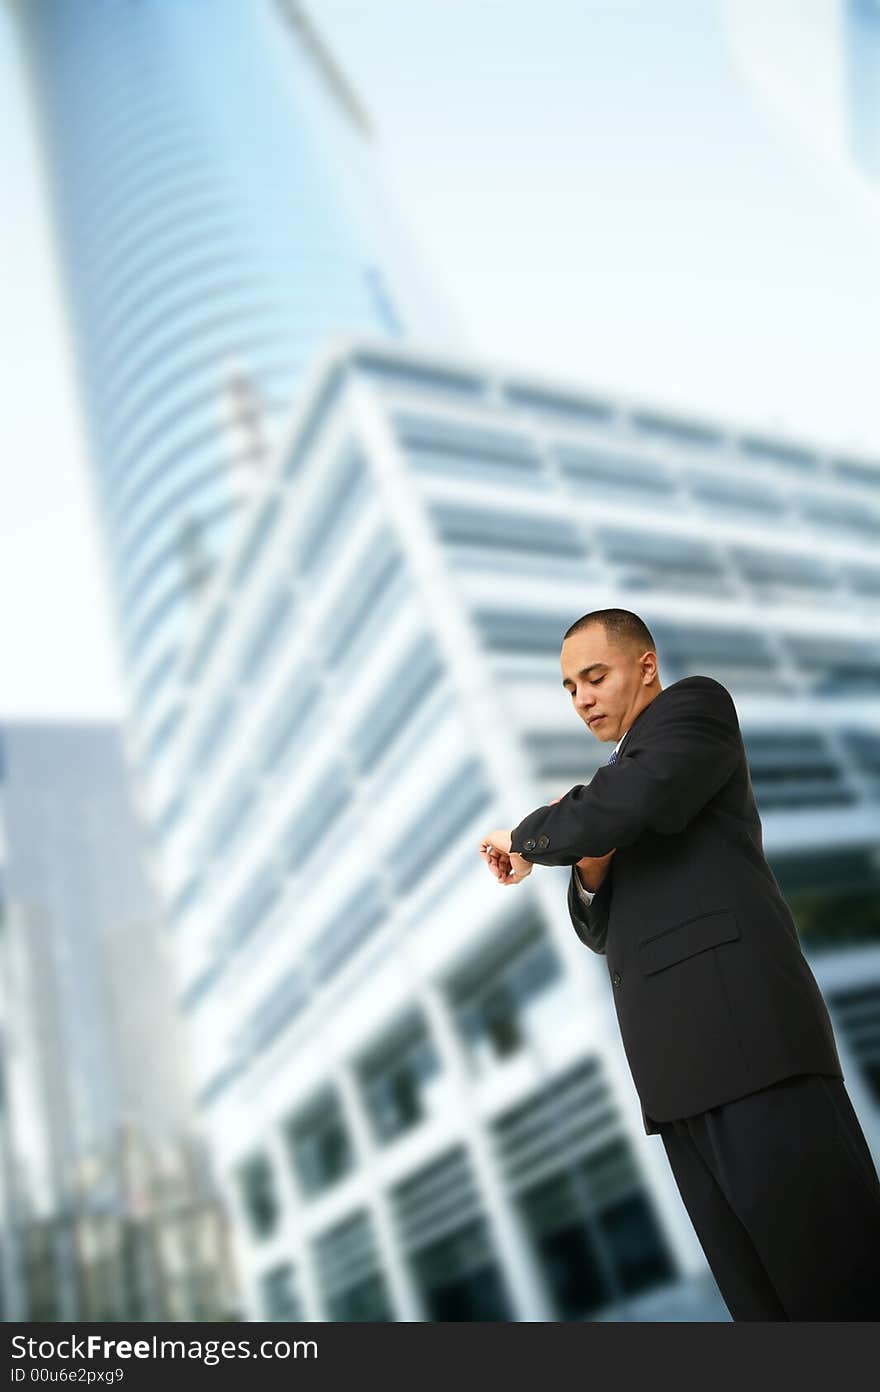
[1,0,878,720]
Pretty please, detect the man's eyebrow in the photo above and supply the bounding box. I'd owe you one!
[561,663,609,687]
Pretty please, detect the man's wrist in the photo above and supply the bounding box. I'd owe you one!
[573,865,595,904]
[575,862,597,892]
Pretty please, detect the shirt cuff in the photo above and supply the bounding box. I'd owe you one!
[573,867,595,905]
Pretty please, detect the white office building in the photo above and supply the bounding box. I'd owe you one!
[136,336,880,1321]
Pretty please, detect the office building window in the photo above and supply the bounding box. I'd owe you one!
[205,778,258,861]
[392,1148,512,1321]
[180,958,223,1014]
[238,581,294,687]
[197,1060,242,1110]
[410,1220,511,1321]
[474,608,574,656]
[298,445,368,578]
[232,492,282,587]
[429,500,588,576]
[236,1153,279,1240]
[601,526,734,597]
[841,729,880,795]
[145,703,183,764]
[732,545,834,603]
[241,966,308,1060]
[395,411,543,486]
[258,670,322,774]
[843,562,880,598]
[357,1014,441,1144]
[388,757,493,897]
[648,621,784,695]
[170,869,203,927]
[279,764,350,876]
[183,598,227,685]
[317,527,407,669]
[833,453,880,490]
[136,647,177,711]
[825,983,880,1105]
[744,731,855,811]
[312,1211,393,1321]
[629,410,722,449]
[430,500,584,559]
[503,382,614,425]
[684,468,786,521]
[223,865,281,954]
[557,444,676,504]
[493,1061,673,1319]
[449,917,563,1071]
[353,350,484,400]
[353,636,445,775]
[797,491,880,542]
[187,691,236,781]
[285,1089,353,1199]
[154,790,185,842]
[259,1262,302,1321]
[523,730,605,783]
[786,634,880,695]
[283,372,345,479]
[738,434,817,472]
[308,880,386,986]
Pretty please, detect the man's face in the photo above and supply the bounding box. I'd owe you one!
[560,624,659,743]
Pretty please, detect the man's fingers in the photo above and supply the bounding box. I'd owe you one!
[478,835,520,883]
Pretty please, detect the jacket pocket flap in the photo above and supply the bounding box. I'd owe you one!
[638,909,740,975]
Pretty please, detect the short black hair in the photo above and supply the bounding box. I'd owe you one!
[562,607,657,659]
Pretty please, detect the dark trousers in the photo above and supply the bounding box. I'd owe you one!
[658,1072,880,1320]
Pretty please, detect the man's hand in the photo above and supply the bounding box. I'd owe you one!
[478,829,533,886]
[575,850,617,892]
[479,795,617,891]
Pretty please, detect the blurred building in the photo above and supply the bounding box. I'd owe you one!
[0,790,24,1320]
[0,721,237,1319]
[135,336,880,1320]
[13,0,459,743]
[15,1123,240,1321]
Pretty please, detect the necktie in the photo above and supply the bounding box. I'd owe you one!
[607,747,619,765]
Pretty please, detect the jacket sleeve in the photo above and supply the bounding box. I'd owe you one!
[510,680,741,864]
[567,865,611,954]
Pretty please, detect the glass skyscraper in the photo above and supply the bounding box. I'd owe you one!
[14,0,457,742]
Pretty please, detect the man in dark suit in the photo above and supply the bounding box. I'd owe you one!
[479,607,880,1320]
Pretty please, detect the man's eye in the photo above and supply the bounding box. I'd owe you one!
[592,677,605,685]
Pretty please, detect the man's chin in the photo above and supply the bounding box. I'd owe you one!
[587,720,613,738]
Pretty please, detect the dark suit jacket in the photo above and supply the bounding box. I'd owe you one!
[509,675,844,1135]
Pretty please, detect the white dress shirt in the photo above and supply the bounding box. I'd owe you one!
[573,727,629,905]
